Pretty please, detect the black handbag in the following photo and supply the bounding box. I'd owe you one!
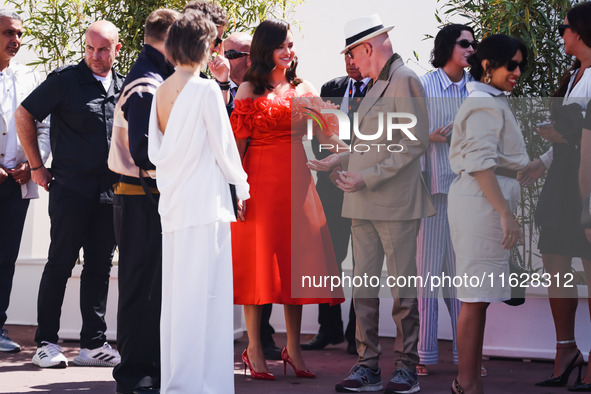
[504,248,527,306]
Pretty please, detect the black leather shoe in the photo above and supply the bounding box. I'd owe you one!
[347,341,357,355]
[262,343,282,360]
[133,387,160,394]
[569,382,591,392]
[301,332,344,350]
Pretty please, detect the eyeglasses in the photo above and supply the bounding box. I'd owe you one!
[213,36,223,47]
[505,59,526,72]
[224,49,249,59]
[558,24,571,37]
[456,39,479,49]
[345,42,370,59]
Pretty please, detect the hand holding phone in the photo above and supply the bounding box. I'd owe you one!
[536,121,553,129]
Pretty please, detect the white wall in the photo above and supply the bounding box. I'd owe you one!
[292,0,444,89]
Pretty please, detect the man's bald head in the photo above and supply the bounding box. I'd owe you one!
[224,32,251,50]
[224,32,251,85]
[84,20,121,77]
[86,20,119,43]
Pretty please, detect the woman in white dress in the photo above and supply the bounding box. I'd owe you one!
[147,10,249,394]
[447,34,529,394]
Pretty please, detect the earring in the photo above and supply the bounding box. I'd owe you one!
[484,73,492,84]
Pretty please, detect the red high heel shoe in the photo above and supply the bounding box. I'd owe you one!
[281,347,316,378]
[242,349,275,380]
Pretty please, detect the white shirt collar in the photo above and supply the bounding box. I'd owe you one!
[348,77,371,91]
[93,71,113,92]
[467,81,506,97]
[436,68,469,91]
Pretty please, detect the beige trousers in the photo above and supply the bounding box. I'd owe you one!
[351,218,421,371]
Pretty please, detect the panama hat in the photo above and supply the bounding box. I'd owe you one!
[341,14,394,54]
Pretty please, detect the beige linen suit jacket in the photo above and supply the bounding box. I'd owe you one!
[339,57,435,220]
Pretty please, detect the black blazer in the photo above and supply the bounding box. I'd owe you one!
[313,76,361,161]
[319,76,350,107]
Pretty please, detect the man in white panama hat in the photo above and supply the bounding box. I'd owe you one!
[308,13,435,394]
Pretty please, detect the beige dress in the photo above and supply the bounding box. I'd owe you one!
[448,82,529,302]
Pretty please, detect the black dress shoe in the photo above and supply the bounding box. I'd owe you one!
[347,341,357,355]
[262,343,282,360]
[133,387,160,394]
[569,382,591,392]
[301,332,344,350]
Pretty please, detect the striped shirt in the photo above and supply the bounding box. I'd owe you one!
[420,68,472,194]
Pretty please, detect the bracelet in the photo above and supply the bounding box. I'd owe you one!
[216,79,231,90]
[31,165,44,171]
[556,339,576,345]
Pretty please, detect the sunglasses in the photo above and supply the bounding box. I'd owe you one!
[345,42,371,59]
[558,24,571,37]
[213,36,223,47]
[456,39,479,49]
[224,49,249,59]
[505,59,526,72]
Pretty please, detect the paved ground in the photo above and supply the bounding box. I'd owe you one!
[0,324,582,393]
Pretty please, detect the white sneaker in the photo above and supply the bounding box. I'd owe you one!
[32,341,68,368]
[73,342,121,367]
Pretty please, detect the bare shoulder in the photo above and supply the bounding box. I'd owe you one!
[156,75,177,101]
[235,81,257,100]
[297,80,318,96]
[155,74,187,134]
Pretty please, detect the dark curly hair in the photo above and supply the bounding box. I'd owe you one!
[184,0,227,27]
[243,19,302,95]
[467,34,527,81]
[431,24,475,68]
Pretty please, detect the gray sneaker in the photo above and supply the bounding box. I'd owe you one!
[0,329,21,353]
[384,368,420,393]
[335,364,383,392]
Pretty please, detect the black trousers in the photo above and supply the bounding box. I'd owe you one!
[35,182,116,348]
[0,177,30,328]
[315,176,356,341]
[260,303,275,344]
[112,193,162,392]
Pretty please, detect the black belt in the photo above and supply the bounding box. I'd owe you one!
[494,167,519,179]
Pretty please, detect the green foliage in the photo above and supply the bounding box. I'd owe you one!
[435,0,578,96]
[433,0,583,270]
[7,0,304,75]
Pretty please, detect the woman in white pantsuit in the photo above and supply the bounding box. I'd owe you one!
[447,35,529,394]
[148,11,249,394]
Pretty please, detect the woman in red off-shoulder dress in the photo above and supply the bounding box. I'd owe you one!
[230,19,345,381]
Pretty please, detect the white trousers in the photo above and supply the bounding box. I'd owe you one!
[161,222,234,394]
